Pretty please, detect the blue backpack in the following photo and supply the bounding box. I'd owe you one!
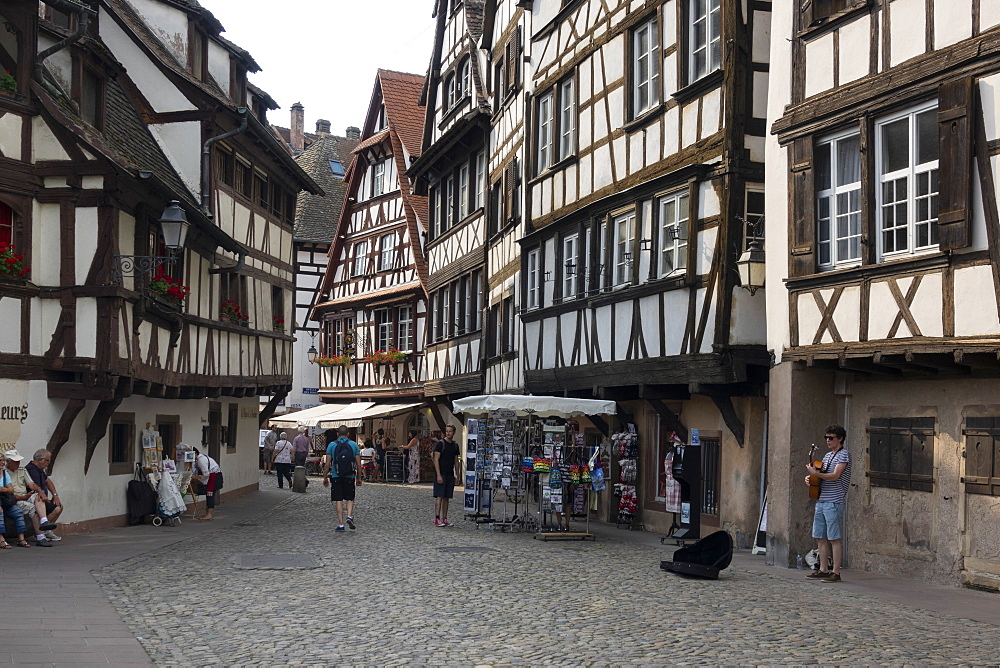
[333,438,355,477]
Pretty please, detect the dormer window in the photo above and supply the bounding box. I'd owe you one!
[374,105,387,132]
[76,61,105,130]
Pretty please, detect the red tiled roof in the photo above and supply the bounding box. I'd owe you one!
[378,69,426,159]
[352,129,390,155]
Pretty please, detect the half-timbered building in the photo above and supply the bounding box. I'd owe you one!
[766,0,1000,589]
[276,107,359,415]
[481,0,529,396]
[0,0,317,532]
[408,0,490,429]
[312,70,434,438]
[515,0,771,538]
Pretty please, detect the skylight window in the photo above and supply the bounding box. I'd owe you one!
[329,160,345,178]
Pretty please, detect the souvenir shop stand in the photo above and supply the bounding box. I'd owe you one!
[451,395,617,542]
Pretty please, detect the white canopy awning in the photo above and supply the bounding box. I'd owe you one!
[270,402,374,428]
[315,401,426,429]
[451,394,616,418]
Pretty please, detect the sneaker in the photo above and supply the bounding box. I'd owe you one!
[39,521,57,531]
[806,571,831,579]
[44,532,61,541]
[821,573,842,583]
[35,538,53,547]
[334,525,346,532]
[346,516,355,530]
[441,519,454,527]
[434,518,444,527]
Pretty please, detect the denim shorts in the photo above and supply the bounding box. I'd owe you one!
[812,501,845,540]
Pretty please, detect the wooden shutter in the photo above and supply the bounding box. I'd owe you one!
[937,77,973,251]
[789,137,816,277]
[504,161,515,222]
[514,26,523,89]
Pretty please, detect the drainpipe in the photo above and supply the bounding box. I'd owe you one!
[202,108,248,273]
[35,1,97,97]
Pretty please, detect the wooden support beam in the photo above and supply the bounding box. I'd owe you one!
[838,357,902,377]
[589,415,611,438]
[711,395,745,448]
[46,399,86,472]
[259,390,288,426]
[646,398,687,443]
[83,396,124,474]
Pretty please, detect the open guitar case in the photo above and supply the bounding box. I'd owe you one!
[660,530,734,579]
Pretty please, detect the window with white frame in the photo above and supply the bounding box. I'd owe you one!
[559,78,575,161]
[441,285,452,339]
[429,184,439,238]
[659,192,689,277]
[689,0,722,83]
[445,73,456,110]
[379,233,395,271]
[815,131,862,267]
[397,305,412,351]
[598,224,609,289]
[614,211,636,285]
[537,91,554,173]
[526,249,541,309]
[470,270,482,331]
[375,308,393,351]
[632,17,660,117]
[429,292,440,341]
[454,278,468,335]
[877,104,939,258]
[352,239,369,276]
[460,58,471,99]
[372,160,386,197]
[583,226,592,292]
[562,233,579,299]
[459,164,470,219]
[445,175,455,229]
[744,186,765,250]
[475,151,486,210]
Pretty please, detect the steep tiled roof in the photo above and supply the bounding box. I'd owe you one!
[272,125,319,154]
[378,70,426,159]
[352,129,390,155]
[293,134,359,242]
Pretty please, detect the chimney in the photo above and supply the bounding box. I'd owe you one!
[290,102,305,152]
[346,126,361,141]
[315,119,331,135]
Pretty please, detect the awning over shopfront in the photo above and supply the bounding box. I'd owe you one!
[314,401,425,429]
[270,402,374,428]
[451,394,616,418]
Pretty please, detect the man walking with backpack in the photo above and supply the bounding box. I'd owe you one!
[323,425,362,532]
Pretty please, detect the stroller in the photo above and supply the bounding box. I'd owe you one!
[151,470,188,527]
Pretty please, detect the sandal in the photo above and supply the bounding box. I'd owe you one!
[0,541,12,549]
[16,539,30,548]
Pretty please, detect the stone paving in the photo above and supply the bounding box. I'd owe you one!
[92,474,1000,666]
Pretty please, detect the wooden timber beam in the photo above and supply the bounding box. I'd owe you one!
[646,398,687,444]
[589,415,611,438]
[428,402,447,432]
[46,399,86,472]
[259,390,288,426]
[83,395,125,474]
[711,395,746,448]
[838,356,902,377]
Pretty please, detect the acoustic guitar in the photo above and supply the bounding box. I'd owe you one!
[807,443,824,500]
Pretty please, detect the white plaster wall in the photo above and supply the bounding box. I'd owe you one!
[701,88,721,137]
[729,288,767,345]
[34,202,60,286]
[76,298,98,359]
[983,0,1000,30]
[954,265,1000,336]
[149,122,202,196]
[804,31,835,98]
[752,10,771,63]
[797,291,823,343]
[889,0,926,66]
[595,304,613,360]
[207,41,231,95]
[664,289,686,354]
[765,0,794,355]
[614,300,631,360]
[32,118,71,162]
[839,15,870,85]
[933,0,972,50]
[696,227,717,275]
[907,273,944,338]
[0,113,22,158]
[752,72,769,118]
[835,285,862,342]
[99,7,197,113]
[698,181,720,218]
[0,298,20,353]
[868,281,901,339]
[75,207,98,285]
[129,0,189,65]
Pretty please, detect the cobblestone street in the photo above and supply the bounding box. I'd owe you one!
[88,476,1000,666]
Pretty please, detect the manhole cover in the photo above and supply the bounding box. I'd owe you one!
[234,553,321,570]
[437,546,497,553]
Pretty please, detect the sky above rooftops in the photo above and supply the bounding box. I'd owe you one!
[200,0,436,137]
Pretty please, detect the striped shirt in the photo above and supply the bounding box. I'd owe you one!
[818,447,851,503]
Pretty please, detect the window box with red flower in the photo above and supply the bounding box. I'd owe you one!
[220,299,250,325]
[364,348,408,365]
[313,354,352,367]
[0,241,29,281]
[272,315,285,332]
[147,271,189,307]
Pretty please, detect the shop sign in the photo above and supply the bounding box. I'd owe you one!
[302,388,319,395]
[241,407,258,419]
[0,379,29,453]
